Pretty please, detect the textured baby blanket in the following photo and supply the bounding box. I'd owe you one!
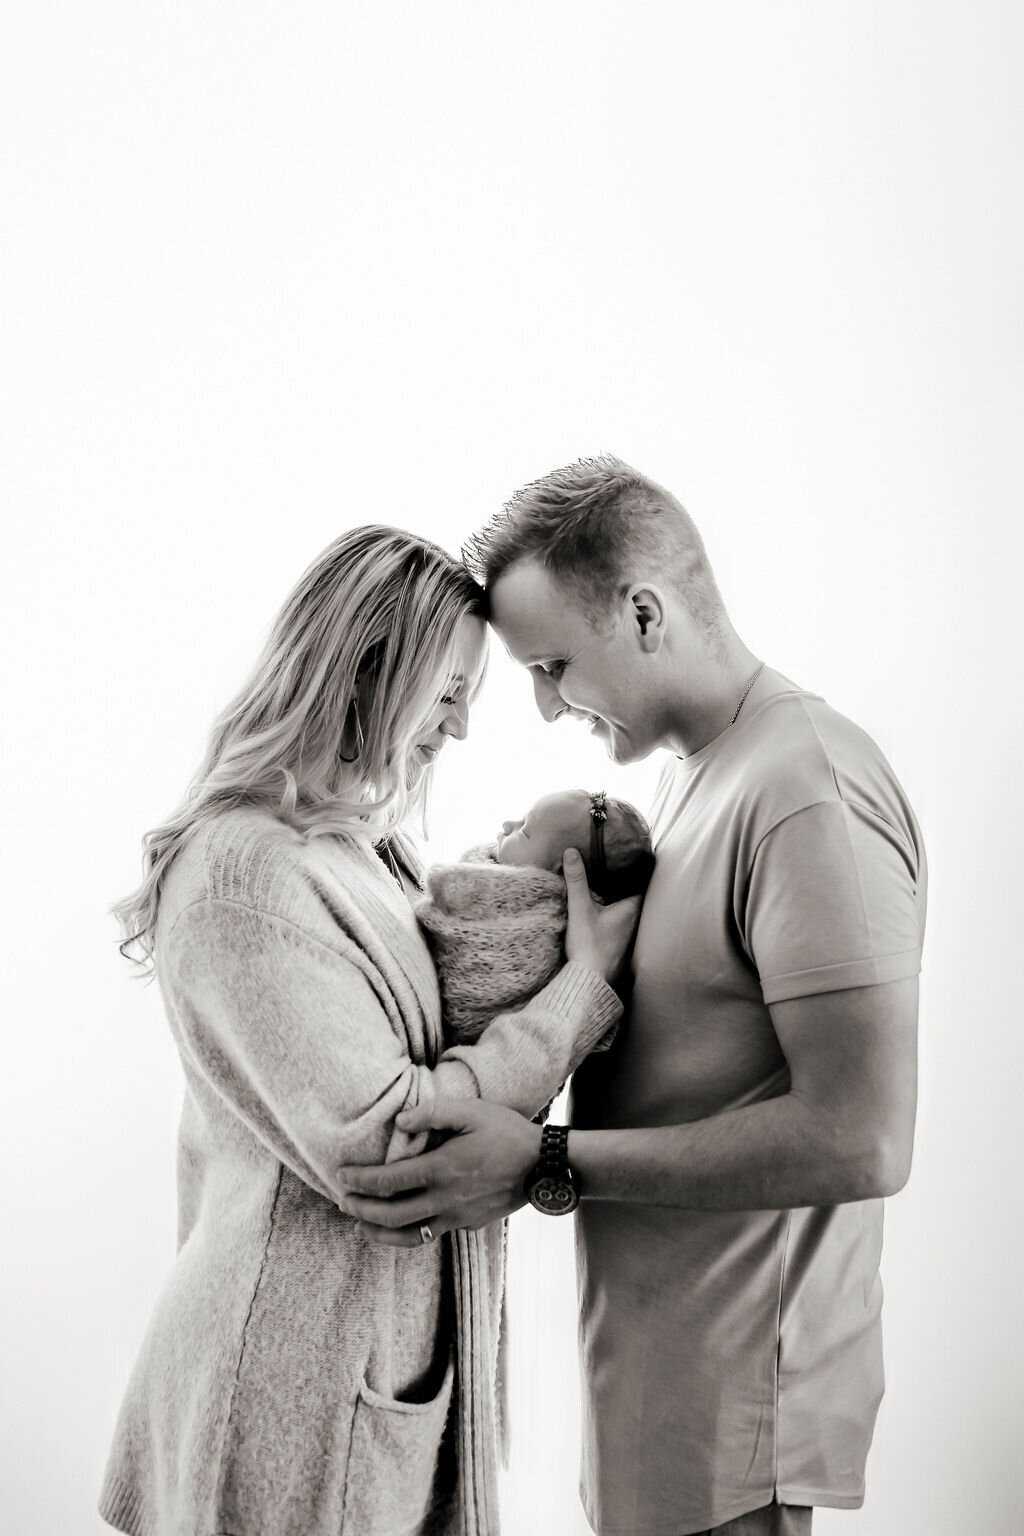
[416,847,568,1043]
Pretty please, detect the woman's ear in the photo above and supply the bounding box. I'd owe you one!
[628,586,667,654]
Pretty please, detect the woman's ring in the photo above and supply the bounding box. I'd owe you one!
[419,1223,435,1244]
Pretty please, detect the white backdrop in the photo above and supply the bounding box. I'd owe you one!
[3,4,1021,1533]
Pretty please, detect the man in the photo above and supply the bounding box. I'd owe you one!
[340,457,926,1536]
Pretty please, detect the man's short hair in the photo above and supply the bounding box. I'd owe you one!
[463,455,725,633]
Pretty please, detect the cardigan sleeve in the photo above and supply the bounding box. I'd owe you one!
[163,898,619,1205]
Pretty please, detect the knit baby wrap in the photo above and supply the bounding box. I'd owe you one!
[417,848,617,1057]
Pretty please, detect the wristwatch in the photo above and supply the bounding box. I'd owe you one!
[524,1124,579,1215]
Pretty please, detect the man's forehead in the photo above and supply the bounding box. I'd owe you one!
[489,563,586,662]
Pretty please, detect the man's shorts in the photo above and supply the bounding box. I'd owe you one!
[703,1504,812,1536]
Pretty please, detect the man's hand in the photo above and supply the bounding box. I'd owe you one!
[337,1098,542,1247]
[563,845,643,983]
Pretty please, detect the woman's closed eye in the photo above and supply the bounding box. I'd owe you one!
[538,660,567,680]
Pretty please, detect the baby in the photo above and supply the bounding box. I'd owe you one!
[417,789,655,1046]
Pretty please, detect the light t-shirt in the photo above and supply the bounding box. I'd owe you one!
[570,676,927,1536]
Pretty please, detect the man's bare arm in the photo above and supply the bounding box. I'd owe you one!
[568,976,918,1209]
[338,977,918,1243]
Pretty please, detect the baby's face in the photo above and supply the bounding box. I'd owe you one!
[495,791,591,872]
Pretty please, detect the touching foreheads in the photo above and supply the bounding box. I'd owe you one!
[463,454,725,635]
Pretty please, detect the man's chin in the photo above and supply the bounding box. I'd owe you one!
[595,721,627,763]
[598,722,652,766]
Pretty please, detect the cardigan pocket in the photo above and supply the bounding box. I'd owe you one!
[342,1350,457,1535]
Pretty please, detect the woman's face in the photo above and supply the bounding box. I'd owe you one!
[412,613,487,769]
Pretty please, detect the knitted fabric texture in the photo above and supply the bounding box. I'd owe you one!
[417,847,617,1056]
[417,847,567,1043]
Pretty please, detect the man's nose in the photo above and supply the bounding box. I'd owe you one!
[532,669,565,723]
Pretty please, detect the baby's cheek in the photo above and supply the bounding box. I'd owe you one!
[498,837,542,869]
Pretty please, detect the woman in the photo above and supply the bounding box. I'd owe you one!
[99,526,635,1536]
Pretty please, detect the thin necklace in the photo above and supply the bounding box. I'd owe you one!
[729,660,765,726]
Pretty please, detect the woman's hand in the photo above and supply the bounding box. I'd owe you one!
[563,846,643,984]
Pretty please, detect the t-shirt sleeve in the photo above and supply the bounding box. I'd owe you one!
[745,798,924,1005]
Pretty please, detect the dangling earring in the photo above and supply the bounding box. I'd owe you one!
[342,646,381,763]
[339,697,365,764]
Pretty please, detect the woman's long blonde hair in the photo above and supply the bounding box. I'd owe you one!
[115,526,487,971]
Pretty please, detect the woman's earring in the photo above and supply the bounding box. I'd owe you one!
[339,697,365,764]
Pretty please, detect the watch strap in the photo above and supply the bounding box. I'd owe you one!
[536,1124,573,1182]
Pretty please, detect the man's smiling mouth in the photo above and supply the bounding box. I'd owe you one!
[556,708,601,728]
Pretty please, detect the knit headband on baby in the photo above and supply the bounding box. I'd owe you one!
[587,789,657,904]
[589,790,608,884]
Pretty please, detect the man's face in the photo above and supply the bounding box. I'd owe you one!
[488,561,663,765]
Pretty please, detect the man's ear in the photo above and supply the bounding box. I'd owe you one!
[627,586,666,653]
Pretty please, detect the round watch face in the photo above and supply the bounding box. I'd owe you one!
[528,1175,579,1215]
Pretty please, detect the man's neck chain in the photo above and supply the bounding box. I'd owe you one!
[729,660,766,727]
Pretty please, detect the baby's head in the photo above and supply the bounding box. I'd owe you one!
[496,789,655,902]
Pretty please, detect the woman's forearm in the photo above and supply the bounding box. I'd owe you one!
[437,960,621,1118]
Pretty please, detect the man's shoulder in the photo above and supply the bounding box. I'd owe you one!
[737,691,920,858]
[747,689,885,784]
[664,687,909,834]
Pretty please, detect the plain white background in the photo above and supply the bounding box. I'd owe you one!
[2,3,1021,1532]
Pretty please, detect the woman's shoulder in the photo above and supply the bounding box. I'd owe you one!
[161,806,378,934]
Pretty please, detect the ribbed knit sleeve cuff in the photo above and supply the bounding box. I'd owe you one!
[535,960,623,1057]
[98,1471,151,1536]
[434,958,625,1117]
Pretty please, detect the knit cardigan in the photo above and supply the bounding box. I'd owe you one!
[98,808,621,1536]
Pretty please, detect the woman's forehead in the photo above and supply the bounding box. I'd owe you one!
[452,612,488,672]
